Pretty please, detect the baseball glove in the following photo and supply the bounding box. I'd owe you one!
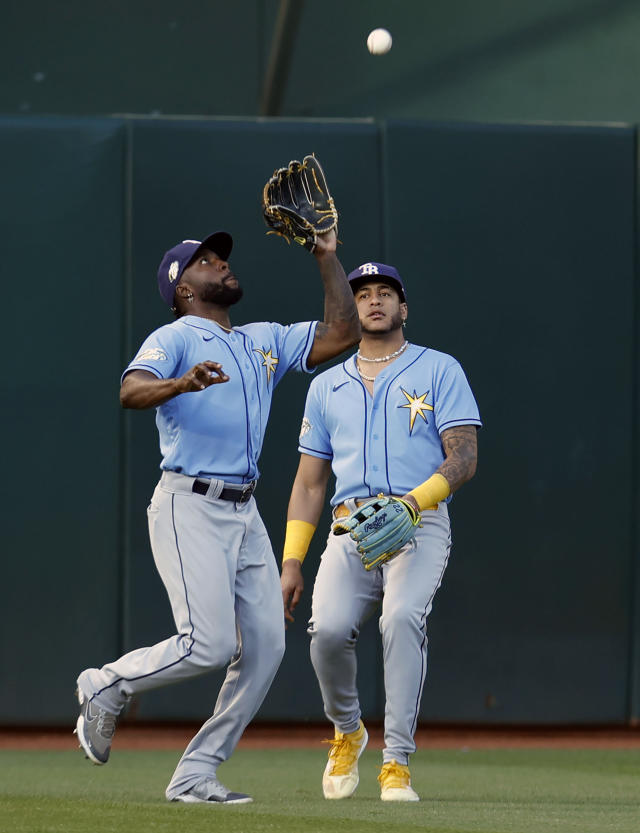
[262,154,338,252]
[333,495,420,571]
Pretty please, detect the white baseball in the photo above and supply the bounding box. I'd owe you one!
[367,28,392,55]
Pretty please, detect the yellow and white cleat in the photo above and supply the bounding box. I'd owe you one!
[322,720,368,799]
[378,759,420,801]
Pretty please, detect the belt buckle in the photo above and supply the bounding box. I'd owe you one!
[238,482,253,503]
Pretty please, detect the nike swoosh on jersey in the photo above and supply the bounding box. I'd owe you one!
[332,381,349,392]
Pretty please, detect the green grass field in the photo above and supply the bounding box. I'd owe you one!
[1,746,639,833]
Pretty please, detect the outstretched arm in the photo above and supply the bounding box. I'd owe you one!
[306,229,361,368]
[120,364,229,409]
[281,454,332,623]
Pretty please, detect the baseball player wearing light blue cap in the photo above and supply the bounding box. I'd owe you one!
[75,227,360,804]
[281,261,481,802]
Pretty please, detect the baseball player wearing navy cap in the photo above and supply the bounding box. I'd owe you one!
[75,227,360,804]
[281,261,481,802]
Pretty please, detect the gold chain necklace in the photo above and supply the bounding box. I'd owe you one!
[357,340,408,363]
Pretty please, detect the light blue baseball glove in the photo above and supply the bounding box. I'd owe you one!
[333,495,420,570]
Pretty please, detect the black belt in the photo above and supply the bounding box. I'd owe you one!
[192,478,256,503]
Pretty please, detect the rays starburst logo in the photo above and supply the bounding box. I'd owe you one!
[399,388,434,433]
[253,347,279,383]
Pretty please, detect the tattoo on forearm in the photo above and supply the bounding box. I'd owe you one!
[313,321,330,342]
[320,257,359,326]
[438,425,478,492]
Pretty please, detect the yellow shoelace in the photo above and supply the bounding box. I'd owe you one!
[378,760,411,789]
[323,731,363,776]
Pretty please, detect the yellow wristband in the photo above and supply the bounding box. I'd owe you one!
[407,473,451,512]
[283,520,316,564]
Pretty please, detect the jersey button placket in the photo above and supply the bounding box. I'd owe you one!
[365,390,384,486]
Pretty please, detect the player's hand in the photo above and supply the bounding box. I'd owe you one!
[313,228,337,256]
[177,362,229,393]
[281,560,304,625]
[401,493,420,513]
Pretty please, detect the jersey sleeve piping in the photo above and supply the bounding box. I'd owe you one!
[298,443,333,460]
[300,321,319,373]
[438,417,483,432]
[121,364,165,382]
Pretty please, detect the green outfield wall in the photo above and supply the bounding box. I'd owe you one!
[5,1,640,126]
[1,115,638,727]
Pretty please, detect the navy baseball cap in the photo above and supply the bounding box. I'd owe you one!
[157,231,233,306]
[347,262,406,302]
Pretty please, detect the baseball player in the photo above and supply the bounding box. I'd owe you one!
[75,227,360,804]
[280,262,481,801]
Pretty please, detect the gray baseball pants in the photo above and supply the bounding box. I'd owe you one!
[308,502,451,765]
[77,471,285,799]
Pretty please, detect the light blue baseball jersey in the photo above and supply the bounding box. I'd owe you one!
[123,314,317,481]
[298,343,481,505]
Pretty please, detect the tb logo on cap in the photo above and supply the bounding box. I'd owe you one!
[359,263,380,275]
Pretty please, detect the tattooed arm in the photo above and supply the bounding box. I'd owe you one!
[306,229,361,368]
[403,424,478,512]
[437,424,478,492]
